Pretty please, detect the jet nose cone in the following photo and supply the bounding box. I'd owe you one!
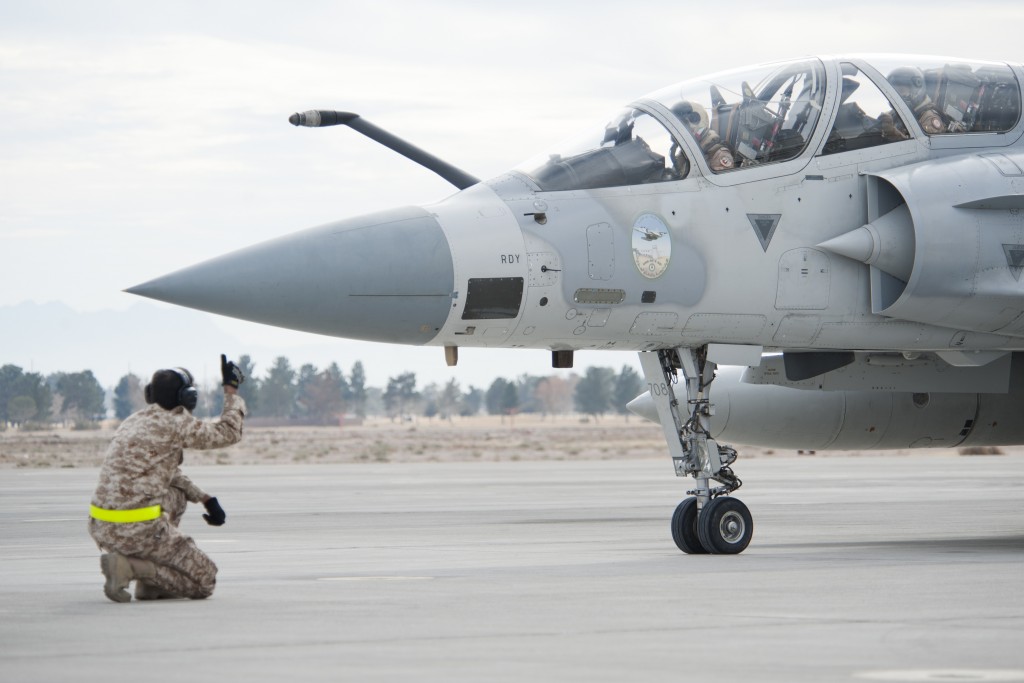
[127,206,455,345]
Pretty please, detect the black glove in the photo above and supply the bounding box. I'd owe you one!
[203,497,226,526]
[221,354,245,388]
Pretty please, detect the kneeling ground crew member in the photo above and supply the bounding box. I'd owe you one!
[88,355,246,602]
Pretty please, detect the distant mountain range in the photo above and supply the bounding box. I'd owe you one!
[0,301,609,390]
[1,301,249,388]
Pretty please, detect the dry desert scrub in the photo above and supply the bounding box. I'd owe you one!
[0,414,1004,468]
[0,415,668,468]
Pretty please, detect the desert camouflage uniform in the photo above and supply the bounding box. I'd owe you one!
[88,393,245,599]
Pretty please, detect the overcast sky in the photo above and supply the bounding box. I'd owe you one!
[3,1,1024,388]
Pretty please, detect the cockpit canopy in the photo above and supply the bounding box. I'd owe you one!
[516,56,1021,193]
[518,58,827,190]
[872,55,1020,134]
[654,58,827,169]
[518,107,684,192]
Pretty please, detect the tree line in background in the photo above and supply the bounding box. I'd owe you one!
[0,364,105,429]
[0,356,645,429]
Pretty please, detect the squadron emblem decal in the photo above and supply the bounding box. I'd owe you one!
[632,214,671,279]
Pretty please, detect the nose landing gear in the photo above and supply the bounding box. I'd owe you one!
[640,347,752,554]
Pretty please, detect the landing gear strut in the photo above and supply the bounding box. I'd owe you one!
[639,347,753,554]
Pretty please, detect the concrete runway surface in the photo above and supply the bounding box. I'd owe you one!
[1,455,1023,682]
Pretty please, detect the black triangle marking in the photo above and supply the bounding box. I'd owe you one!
[1002,244,1024,281]
[747,214,782,252]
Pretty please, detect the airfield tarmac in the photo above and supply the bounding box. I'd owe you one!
[1,455,1023,682]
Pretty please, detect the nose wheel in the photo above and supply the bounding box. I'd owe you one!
[697,497,753,554]
[672,496,753,554]
[671,497,707,554]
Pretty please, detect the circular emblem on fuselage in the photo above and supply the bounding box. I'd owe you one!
[631,213,671,279]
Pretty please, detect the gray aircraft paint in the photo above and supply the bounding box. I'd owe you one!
[128,206,454,344]
[131,54,1024,446]
[130,54,1024,556]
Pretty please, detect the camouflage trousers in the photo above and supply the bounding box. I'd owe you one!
[89,486,218,599]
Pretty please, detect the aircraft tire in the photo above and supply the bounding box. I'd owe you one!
[671,497,707,554]
[697,497,753,554]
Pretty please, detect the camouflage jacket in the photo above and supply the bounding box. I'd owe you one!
[91,393,246,512]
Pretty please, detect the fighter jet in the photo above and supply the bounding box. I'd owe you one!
[129,55,1024,554]
[634,226,666,242]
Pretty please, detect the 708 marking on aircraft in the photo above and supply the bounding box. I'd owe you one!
[130,54,1024,554]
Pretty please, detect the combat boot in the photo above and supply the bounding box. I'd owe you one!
[135,581,176,601]
[99,553,134,603]
[128,557,157,580]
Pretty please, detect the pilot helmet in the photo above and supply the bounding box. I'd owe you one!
[672,101,710,134]
[887,67,928,109]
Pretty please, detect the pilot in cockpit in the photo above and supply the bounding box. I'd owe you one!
[672,101,735,172]
[887,66,947,136]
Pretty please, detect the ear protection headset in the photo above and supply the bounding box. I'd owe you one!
[144,367,199,411]
[171,368,199,412]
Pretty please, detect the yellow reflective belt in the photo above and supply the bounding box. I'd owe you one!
[89,504,162,523]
